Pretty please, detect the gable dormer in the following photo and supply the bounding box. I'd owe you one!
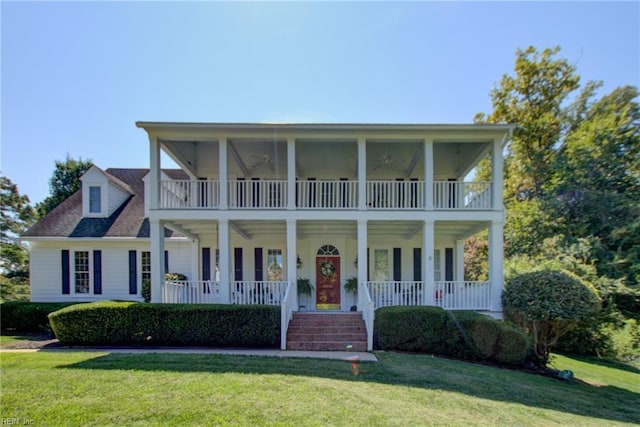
[81,166,133,218]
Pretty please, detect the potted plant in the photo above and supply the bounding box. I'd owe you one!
[297,278,313,295]
[344,277,358,311]
[297,278,314,310]
[344,277,358,294]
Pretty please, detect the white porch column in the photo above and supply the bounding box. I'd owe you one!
[492,137,503,210]
[455,239,465,282]
[149,136,161,210]
[218,219,231,303]
[423,220,435,305]
[488,221,504,313]
[219,137,228,210]
[286,219,298,308]
[191,239,200,282]
[150,219,165,303]
[424,138,434,210]
[357,137,366,210]
[287,138,296,210]
[357,219,368,292]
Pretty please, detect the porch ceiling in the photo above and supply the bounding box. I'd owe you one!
[166,219,489,242]
[160,138,492,181]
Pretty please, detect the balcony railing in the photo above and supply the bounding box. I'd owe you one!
[296,180,358,209]
[160,180,219,209]
[434,181,492,210]
[367,181,424,209]
[367,280,491,310]
[157,179,493,210]
[228,180,287,209]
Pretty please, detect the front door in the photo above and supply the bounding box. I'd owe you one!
[316,246,341,310]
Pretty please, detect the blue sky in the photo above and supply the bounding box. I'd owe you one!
[2,1,639,205]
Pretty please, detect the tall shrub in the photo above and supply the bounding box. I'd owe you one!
[503,269,601,366]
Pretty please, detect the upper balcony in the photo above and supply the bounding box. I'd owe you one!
[158,178,493,210]
[138,122,510,213]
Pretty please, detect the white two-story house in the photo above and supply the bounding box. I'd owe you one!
[23,121,511,351]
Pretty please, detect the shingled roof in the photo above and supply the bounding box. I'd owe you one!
[22,168,188,239]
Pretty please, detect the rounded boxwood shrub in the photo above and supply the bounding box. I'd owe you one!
[1,301,80,332]
[503,269,601,367]
[375,306,529,364]
[48,301,280,347]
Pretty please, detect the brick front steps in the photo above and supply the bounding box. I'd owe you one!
[286,312,367,351]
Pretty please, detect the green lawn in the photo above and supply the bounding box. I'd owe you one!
[1,351,638,426]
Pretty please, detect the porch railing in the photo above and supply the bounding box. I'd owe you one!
[228,180,287,209]
[280,281,296,350]
[358,281,375,351]
[435,281,491,310]
[368,281,424,307]
[367,281,491,310]
[434,181,492,210]
[160,180,220,209]
[162,280,221,303]
[296,180,358,209]
[366,180,424,209]
[230,281,288,305]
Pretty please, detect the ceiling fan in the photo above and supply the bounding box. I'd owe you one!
[371,146,405,171]
[249,154,275,172]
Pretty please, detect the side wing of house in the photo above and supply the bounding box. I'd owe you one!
[22,166,195,302]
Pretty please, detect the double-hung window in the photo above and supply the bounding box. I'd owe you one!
[373,249,390,281]
[74,251,90,293]
[267,249,283,281]
[141,251,151,283]
[89,186,102,213]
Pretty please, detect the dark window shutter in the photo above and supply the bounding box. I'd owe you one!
[234,248,243,281]
[410,178,418,208]
[393,248,401,281]
[413,248,421,281]
[164,250,169,273]
[202,247,211,281]
[93,250,102,294]
[61,250,70,294]
[308,178,316,207]
[251,178,260,208]
[129,250,137,294]
[445,248,454,281]
[254,248,263,281]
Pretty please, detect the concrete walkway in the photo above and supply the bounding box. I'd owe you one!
[0,347,378,361]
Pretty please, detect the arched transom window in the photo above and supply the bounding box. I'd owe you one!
[317,245,339,256]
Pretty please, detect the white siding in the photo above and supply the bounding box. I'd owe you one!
[106,182,130,217]
[29,239,193,302]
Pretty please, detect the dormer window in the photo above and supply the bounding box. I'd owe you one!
[89,186,102,213]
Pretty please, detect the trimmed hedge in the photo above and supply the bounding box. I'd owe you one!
[48,301,280,347]
[375,306,529,364]
[1,302,80,332]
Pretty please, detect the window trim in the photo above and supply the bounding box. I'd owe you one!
[266,248,284,282]
[140,250,151,290]
[89,186,102,213]
[372,248,391,281]
[72,249,93,296]
[83,182,106,217]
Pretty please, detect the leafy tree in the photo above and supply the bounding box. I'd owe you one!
[477,46,580,201]
[35,156,92,217]
[549,85,640,284]
[0,176,35,301]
